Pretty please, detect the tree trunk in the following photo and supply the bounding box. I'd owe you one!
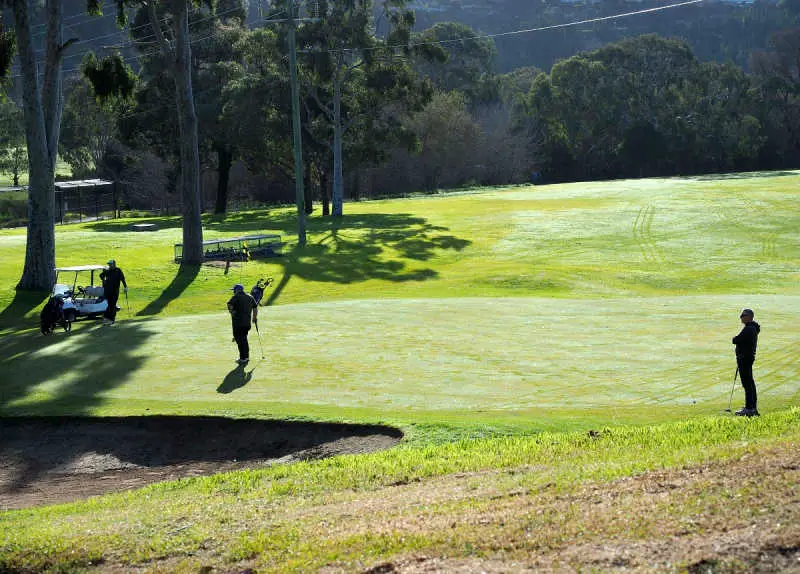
[303,157,313,215]
[214,146,232,214]
[321,169,330,216]
[42,0,64,173]
[352,169,360,202]
[331,74,344,217]
[14,0,56,291]
[170,0,204,264]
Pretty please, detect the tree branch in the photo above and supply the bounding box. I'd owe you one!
[343,114,358,134]
[42,0,66,170]
[302,97,333,149]
[341,57,364,84]
[310,87,334,120]
[60,38,79,53]
[147,2,174,60]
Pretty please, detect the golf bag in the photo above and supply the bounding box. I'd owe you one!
[40,296,65,335]
[249,277,274,306]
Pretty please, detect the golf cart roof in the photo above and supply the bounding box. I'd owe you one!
[55,265,106,272]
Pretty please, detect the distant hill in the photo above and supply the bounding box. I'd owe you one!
[8,0,790,83]
[406,0,790,72]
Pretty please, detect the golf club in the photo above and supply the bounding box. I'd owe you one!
[724,366,738,413]
[125,289,131,314]
[254,320,266,360]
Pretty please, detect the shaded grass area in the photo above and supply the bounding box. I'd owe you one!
[0,408,797,572]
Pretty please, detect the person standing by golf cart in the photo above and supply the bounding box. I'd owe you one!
[227,283,258,364]
[732,308,760,417]
[100,259,127,325]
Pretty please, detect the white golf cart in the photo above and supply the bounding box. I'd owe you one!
[41,265,117,334]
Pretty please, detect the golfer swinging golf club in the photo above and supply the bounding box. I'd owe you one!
[731,308,760,417]
[227,283,258,364]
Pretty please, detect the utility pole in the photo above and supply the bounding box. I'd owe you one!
[287,0,307,246]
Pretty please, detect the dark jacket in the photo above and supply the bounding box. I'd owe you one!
[100,267,126,296]
[733,321,760,360]
[227,291,256,329]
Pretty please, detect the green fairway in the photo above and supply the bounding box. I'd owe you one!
[2,172,799,431]
[2,296,799,429]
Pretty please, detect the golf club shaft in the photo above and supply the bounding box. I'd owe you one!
[727,366,739,411]
[255,322,265,359]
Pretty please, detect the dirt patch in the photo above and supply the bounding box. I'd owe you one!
[201,260,241,269]
[316,442,800,573]
[0,416,402,510]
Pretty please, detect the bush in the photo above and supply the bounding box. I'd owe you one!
[0,192,27,228]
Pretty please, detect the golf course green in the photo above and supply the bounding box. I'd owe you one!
[2,173,798,429]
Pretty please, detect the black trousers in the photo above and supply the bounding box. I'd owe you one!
[104,293,119,321]
[233,325,251,360]
[737,356,757,410]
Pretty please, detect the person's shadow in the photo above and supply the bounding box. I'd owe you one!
[216,363,254,394]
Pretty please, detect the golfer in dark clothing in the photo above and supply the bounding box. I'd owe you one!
[227,284,258,364]
[732,308,760,417]
[100,259,127,325]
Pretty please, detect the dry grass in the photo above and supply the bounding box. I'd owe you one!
[301,440,799,573]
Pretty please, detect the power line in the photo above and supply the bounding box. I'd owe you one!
[9,11,288,79]
[29,0,117,33]
[10,1,705,81]
[31,3,254,60]
[333,0,705,53]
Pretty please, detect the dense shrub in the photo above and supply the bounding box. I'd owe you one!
[0,192,27,228]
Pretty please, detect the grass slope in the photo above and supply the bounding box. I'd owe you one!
[1,409,798,572]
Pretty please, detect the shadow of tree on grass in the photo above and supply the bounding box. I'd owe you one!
[0,290,48,334]
[84,216,184,232]
[0,320,153,414]
[137,264,200,317]
[0,319,155,492]
[263,213,471,305]
[88,210,471,308]
[683,170,799,182]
